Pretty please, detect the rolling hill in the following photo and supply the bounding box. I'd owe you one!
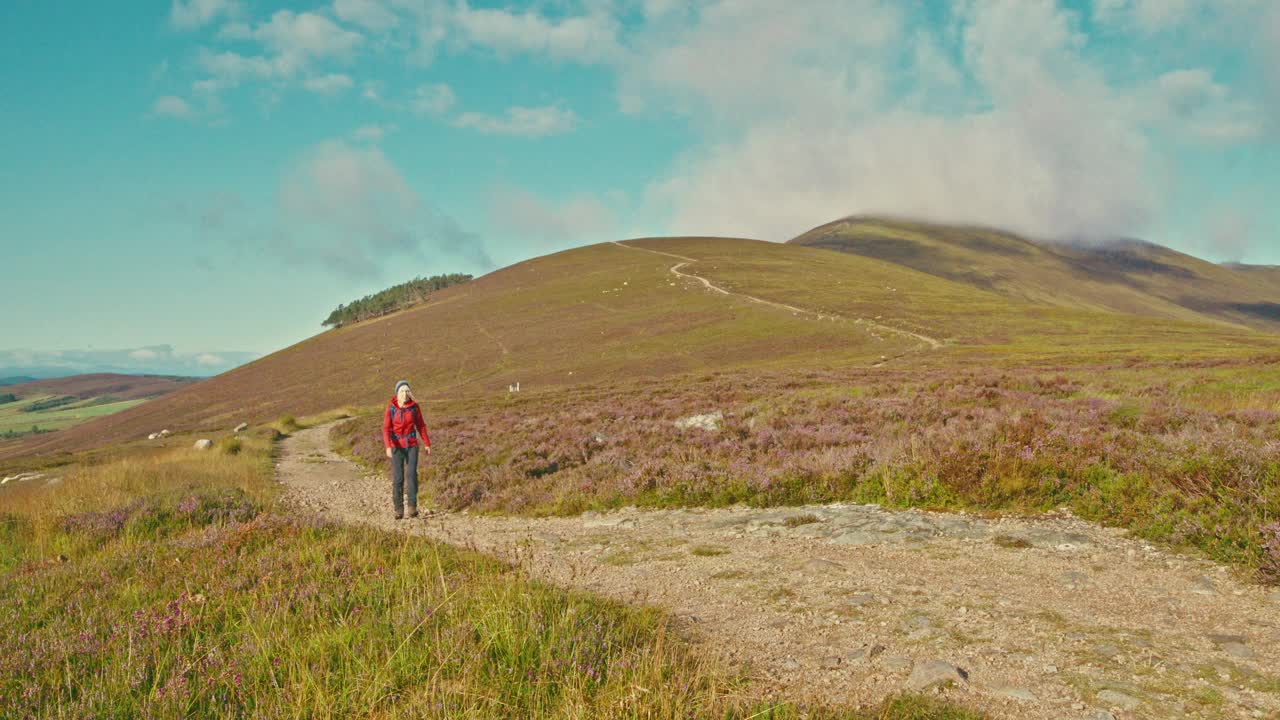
[3,235,1277,460]
[0,373,196,439]
[789,216,1280,332]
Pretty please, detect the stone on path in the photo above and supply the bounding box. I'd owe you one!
[1096,689,1141,710]
[906,659,968,691]
[991,686,1039,702]
[1190,575,1218,595]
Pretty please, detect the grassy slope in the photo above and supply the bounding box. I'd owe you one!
[0,374,195,437]
[7,235,1277,462]
[0,417,981,719]
[789,216,1280,332]
[0,395,150,434]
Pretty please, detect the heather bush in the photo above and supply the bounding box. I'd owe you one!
[334,364,1280,582]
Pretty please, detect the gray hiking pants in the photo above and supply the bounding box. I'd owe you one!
[390,445,419,512]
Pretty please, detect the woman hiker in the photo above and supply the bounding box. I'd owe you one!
[382,380,431,519]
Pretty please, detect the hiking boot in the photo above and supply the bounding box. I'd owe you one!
[407,505,419,518]
[394,509,404,520]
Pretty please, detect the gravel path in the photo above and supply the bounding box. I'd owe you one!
[279,423,1280,720]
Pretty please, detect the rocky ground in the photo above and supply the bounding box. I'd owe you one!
[279,423,1280,720]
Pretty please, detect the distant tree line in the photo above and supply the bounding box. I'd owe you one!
[0,394,16,405]
[21,396,76,413]
[0,425,53,440]
[322,273,473,328]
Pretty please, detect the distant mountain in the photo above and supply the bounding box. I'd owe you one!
[1,373,198,401]
[0,377,37,387]
[0,348,260,380]
[789,216,1280,332]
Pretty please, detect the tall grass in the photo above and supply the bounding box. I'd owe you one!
[0,415,983,719]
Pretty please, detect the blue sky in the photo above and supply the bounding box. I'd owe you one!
[2,0,1277,375]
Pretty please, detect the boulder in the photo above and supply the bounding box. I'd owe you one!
[193,439,214,450]
[148,432,160,440]
[159,429,171,437]
[233,423,248,433]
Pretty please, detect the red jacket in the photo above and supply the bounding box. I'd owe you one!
[382,396,430,450]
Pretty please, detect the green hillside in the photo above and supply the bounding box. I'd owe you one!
[4,235,1277,460]
[789,216,1280,332]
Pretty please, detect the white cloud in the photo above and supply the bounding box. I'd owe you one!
[129,348,161,361]
[453,3,623,64]
[411,83,456,116]
[303,73,355,95]
[351,123,396,142]
[1146,68,1264,142]
[272,139,494,276]
[487,186,617,250]
[452,104,576,136]
[196,353,226,366]
[152,95,195,119]
[1132,0,1197,32]
[240,10,363,60]
[333,0,399,31]
[170,0,240,30]
[195,48,282,89]
[194,10,362,96]
[633,0,1162,242]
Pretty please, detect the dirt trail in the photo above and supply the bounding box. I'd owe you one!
[279,424,1280,720]
[610,240,943,350]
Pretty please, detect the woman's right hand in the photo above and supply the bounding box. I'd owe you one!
[385,446,393,459]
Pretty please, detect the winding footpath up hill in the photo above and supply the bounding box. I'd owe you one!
[279,423,1280,720]
[611,240,943,350]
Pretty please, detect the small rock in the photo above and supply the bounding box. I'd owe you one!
[846,644,886,662]
[780,657,801,673]
[906,659,968,691]
[845,593,877,607]
[1190,575,1217,595]
[802,558,844,573]
[1222,642,1254,659]
[1087,712,1117,720]
[907,627,941,642]
[820,655,842,670]
[991,686,1038,702]
[1095,643,1121,658]
[193,439,213,450]
[906,615,934,630]
[233,422,248,433]
[147,432,160,440]
[1096,689,1141,710]
[882,655,913,670]
[160,429,171,436]
[1044,664,1058,674]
